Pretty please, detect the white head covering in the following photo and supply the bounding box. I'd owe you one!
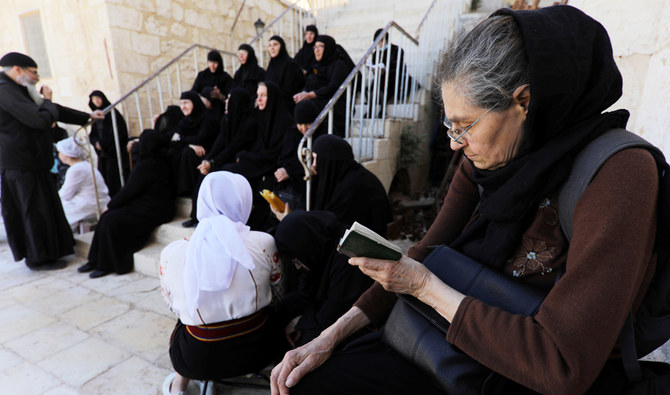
[56,136,82,159]
[183,171,255,317]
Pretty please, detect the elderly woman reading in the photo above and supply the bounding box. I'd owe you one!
[270,6,662,395]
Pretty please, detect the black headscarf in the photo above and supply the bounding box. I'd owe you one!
[206,50,224,74]
[226,88,252,135]
[266,36,291,82]
[315,35,338,66]
[294,99,321,124]
[294,25,318,70]
[154,105,184,135]
[177,90,207,136]
[139,129,168,158]
[88,90,112,111]
[234,44,265,97]
[311,135,392,234]
[257,81,293,147]
[238,44,258,68]
[450,5,629,269]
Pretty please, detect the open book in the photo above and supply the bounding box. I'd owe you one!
[337,222,403,261]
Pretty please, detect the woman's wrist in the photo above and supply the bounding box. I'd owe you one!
[320,306,370,348]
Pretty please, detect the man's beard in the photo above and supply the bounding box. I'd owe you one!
[17,75,43,105]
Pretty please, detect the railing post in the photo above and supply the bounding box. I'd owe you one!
[176,63,183,96]
[134,92,143,131]
[328,108,333,135]
[110,109,125,188]
[146,85,154,122]
[345,84,351,139]
[156,75,165,113]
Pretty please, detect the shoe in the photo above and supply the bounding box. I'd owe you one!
[89,270,111,279]
[77,262,95,273]
[162,372,184,395]
[29,259,67,271]
[181,218,198,228]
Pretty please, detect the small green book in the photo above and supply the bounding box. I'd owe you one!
[337,222,403,261]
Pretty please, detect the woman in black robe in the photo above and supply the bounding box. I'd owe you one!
[169,90,219,196]
[274,210,373,346]
[266,35,305,114]
[233,44,265,98]
[191,50,233,97]
[88,90,129,197]
[311,134,392,236]
[294,35,353,137]
[293,24,318,73]
[128,104,184,168]
[79,130,176,278]
[182,88,258,227]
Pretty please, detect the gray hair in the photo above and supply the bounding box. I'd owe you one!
[435,15,529,111]
[1,66,12,74]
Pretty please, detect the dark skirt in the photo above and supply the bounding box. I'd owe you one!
[87,207,164,274]
[1,169,74,266]
[169,312,284,380]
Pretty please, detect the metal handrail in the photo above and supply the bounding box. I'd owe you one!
[415,0,438,38]
[296,20,420,209]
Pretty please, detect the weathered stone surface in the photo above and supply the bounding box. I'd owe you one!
[144,15,168,36]
[172,2,184,21]
[106,4,142,31]
[132,31,161,56]
[184,9,199,26]
[156,0,172,19]
[169,22,187,37]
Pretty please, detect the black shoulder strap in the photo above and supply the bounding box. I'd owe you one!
[558,128,657,242]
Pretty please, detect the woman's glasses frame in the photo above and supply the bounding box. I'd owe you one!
[443,107,493,144]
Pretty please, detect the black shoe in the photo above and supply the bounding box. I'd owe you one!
[89,270,111,279]
[77,262,95,273]
[29,259,67,271]
[181,218,198,228]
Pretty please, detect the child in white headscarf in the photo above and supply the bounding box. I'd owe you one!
[56,136,110,231]
[160,171,283,395]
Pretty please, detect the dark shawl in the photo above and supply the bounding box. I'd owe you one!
[192,50,233,96]
[175,90,219,150]
[450,5,630,269]
[154,105,184,135]
[312,135,392,236]
[88,90,129,159]
[233,44,266,97]
[274,210,373,344]
[206,88,257,167]
[294,24,318,71]
[235,81,293,179]
[293,99,327,139]
[265,35,305,113]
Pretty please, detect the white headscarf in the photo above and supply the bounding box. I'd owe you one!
[183,171,255,317]
[56,136,83,159]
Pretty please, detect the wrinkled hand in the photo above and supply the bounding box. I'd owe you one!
[270,335,335,395]
[40,85,53,100]
[90,110,105,120]
[189,145,206,157]
[349,255,431,297]
[270,202,290,222]
[274,167,289,182]
[197,160,211,175]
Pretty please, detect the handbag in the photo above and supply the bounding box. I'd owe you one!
[382,245,549,394]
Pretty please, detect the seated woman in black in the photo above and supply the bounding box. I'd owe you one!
[272,99,324,211]
[266,35,305,114]
[311,134,392,236]
[293,24,318,74]
[191,50,233,97]
[181,88,258,228]
[233,44,265,98]
[88,90,129,197]
[127,104,184,169]
[169,90,219,196]
[274,210,373,347]
[78,130,175,278]
[293,35,352,137]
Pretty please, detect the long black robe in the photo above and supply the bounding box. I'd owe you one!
[169,91,219,196]
[303,36,353,137]
[0,72,90,266]
[87,131,175,274]
[266,36,305,114]
[233,44,266,98]
[191,50,233,97]
[88,90,129,197]
[274,210,373,345]
[311,134,392,236]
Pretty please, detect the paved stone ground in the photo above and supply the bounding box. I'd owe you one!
[0,219,268,395]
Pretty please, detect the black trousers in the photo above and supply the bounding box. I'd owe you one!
[1,169,74,266]
[291,330,443,395]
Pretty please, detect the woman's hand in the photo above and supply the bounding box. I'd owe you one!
[197,160,211,175]
[349,255,431,297]
[275,167,289,182]
[270,202,290,222]
[127,140,137,153]
[293,91,316,103]
[189,145,206,157]
[271,334,336,395]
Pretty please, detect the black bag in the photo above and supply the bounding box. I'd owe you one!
[382,245,549,394]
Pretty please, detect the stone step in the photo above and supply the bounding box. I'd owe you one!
[133,241,165,278]
[151,217,194,245]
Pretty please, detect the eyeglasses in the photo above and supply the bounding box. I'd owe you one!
[443,107,493,144]
[23,68,39,77]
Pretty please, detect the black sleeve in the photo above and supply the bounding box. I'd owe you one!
[314,60,349,99]
[211,118,258,166]
[106,160,150,209]
[0,84,58,130]
[56,104,91,125]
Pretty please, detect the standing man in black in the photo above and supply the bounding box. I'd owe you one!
[0,52,104,270]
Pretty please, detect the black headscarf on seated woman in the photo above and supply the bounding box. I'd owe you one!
[176,91,208,137]
[450,5,630,270]
[266,35,305,113]
[192,50,233,96]
[311,135,392,236]
[233,81,293,180]
[294,24,318,71]
[273,210,373,345]
[234,44,266,98]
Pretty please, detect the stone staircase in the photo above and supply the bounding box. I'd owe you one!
[74,198,194,278]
